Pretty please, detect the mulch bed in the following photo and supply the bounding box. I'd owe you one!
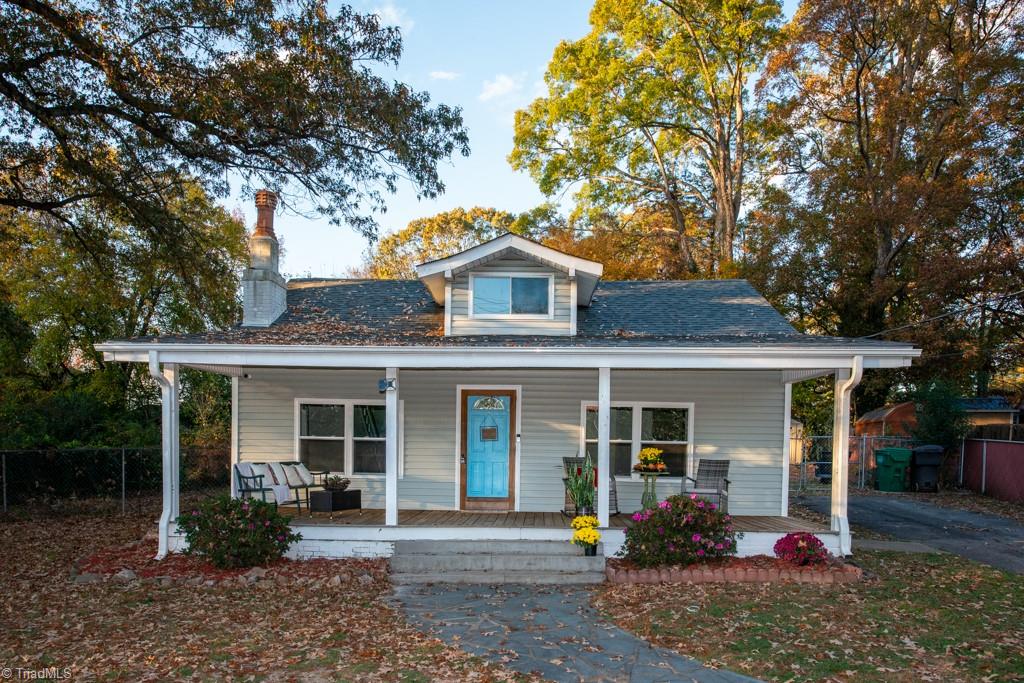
[607,555,862,584]
[74,532,387,587]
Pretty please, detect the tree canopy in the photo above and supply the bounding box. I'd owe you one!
[0,0,469,251]
[511,0,782,275]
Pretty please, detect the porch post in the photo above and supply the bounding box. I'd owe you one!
[149,352,180,560]
[597,367,611,528]
[385,367,399,526]
[831,356,863,556]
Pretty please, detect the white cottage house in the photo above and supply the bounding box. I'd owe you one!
[97,191,920,569]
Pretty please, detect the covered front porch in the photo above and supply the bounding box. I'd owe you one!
[93,339,918,561]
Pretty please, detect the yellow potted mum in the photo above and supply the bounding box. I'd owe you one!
[570,515,601,556]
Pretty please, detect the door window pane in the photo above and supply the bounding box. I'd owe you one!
[300,404,344,437]
[511,277,549,314]
[353,404,386,438]
[472,276,510,315]
[585,406,632,440]
[641,408,687,442]
[300,440,345,472]
[353,440,385,474]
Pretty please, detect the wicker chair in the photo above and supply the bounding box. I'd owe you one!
[683,459,730,512]
[562,455,619,516]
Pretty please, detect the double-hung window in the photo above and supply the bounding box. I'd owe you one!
[470,274,552,318]
[582,403,692,478]
[296,400,402,476]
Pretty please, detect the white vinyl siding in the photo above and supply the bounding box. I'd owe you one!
[236,368,786,515]
[449,256,572,335]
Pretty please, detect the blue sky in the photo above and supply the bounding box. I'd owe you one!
[231,0,798,277]
[230,0,593,278]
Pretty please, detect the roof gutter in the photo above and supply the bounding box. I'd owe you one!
[97,342,920,371]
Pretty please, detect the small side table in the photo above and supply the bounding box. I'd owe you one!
[309,489,361,518]
[639,472,665,510]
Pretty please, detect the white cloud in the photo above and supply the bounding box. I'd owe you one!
[478,72,525,102]
[373,2,414,34]
[429,70,461,81]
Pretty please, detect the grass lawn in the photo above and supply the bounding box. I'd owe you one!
[0,506,532,682]
[596,551,1024,682]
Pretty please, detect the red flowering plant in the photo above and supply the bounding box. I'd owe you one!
[619,493,739,567]
[177,495,301,569]
[773,532,831,566]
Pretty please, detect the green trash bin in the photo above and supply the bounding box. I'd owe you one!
[874,447,912,492]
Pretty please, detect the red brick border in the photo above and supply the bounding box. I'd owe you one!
[606,562,861,585]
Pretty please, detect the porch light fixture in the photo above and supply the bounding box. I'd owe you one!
[378,378,398,393]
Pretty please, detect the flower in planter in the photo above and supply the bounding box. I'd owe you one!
[633,447,667,473]
[572,526,601,548]
[773,532,831,566]
[571,515,599,530]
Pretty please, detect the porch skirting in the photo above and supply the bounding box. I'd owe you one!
[166,510,839,560]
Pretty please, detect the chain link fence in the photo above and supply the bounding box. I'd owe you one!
[789,435,916,494]
[0,447,229,515]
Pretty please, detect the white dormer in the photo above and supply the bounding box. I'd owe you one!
[415,233,604,336]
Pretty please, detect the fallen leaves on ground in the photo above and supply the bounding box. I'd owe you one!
[595,551,1024,682]
[0,507,538,682]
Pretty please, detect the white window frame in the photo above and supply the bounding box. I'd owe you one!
[579,401,694,481]
[294,398,404,479]
[467,272,555,320]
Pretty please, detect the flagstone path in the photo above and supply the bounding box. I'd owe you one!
[392,583,761,683]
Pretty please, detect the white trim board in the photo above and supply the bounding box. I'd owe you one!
[100,344,920,370]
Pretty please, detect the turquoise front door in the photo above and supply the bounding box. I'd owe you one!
[462,391,514,507]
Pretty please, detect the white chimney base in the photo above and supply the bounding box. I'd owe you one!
[242,269,287,327]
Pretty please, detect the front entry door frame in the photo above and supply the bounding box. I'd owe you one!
[455,385,521,511]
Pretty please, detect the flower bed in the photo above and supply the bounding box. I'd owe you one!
[74,533,386,587]
[606,555,862,585]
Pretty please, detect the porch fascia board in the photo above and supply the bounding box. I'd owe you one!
[98,343,920,370]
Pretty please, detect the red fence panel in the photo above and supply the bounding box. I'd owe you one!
[962,439,1024,503]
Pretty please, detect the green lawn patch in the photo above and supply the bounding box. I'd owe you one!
[596,551,1024,682]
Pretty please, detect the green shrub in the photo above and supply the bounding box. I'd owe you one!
[176,495,301,568]
[619,494,739,567]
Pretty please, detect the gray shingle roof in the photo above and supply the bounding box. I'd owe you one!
[113,278,913,350]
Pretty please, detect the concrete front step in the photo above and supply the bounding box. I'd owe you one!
[392,570,607,585]
[394,540,595,556]
[390,539,606,584]
[391,553,605,574]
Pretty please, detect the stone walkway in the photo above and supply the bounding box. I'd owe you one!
[392,583,761,683]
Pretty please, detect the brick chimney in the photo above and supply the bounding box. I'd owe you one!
[241,190,287,326]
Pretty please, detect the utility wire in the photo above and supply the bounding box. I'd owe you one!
[859,288,1024,339]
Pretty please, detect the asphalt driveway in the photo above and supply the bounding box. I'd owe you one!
[800,494,1024,574]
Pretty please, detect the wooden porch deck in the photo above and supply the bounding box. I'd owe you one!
[288,509,827,533]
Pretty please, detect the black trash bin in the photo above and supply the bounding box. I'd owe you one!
[911,445,944,492]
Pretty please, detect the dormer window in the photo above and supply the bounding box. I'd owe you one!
[470,274,553,319]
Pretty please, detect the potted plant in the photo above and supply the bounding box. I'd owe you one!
[565,455,596,515]
[633,447,667,473]
[571,515,601,556]
[311,476,361,513]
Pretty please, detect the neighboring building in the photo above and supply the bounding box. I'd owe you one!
[97,191,920,563]
[856,397,1019,438]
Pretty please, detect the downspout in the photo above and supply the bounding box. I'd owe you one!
[149,351,173,559]
[832,355,863,556]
